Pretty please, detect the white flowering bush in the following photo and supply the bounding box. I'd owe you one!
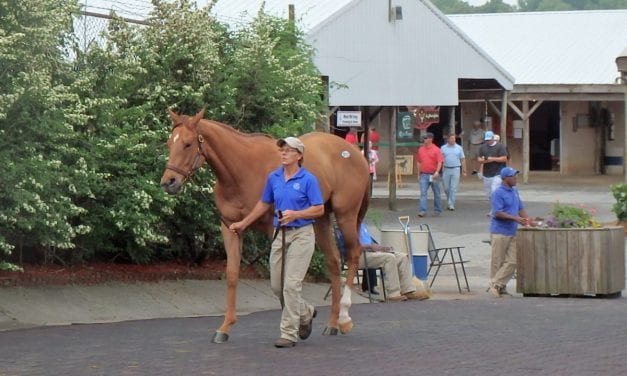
[0,0,326,269]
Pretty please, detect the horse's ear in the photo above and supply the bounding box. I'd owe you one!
[189,108,205,126]
[168,108,180,124]
[193,109,206,124]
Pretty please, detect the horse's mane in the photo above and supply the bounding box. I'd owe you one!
[198,118,273,140]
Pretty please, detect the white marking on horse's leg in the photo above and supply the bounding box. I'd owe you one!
[339,284,352,323]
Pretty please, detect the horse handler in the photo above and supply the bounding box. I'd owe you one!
[229,137,324,348]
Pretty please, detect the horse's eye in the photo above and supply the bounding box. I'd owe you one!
[184,143,192,149]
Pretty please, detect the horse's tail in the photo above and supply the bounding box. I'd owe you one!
[356,180,370,229]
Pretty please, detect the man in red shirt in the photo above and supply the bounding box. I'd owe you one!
[360,126,380,150]
[345,128,358,145]
[415,132,443,217]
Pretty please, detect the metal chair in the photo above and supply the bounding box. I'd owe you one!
[419,223,470,293]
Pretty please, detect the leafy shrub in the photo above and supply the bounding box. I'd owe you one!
[610,183,627,222]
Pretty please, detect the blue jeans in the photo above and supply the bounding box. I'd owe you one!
[419,173,441,214]
[441,167,461,209]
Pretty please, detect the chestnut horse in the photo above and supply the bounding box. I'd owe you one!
[160,110,370,343]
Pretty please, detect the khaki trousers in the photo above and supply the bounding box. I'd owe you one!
[270,224,315,342]
[490,233,517,288]
[359,251,415,298]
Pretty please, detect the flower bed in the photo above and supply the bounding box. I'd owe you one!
[0,261,263,287]
[517,226,624,297]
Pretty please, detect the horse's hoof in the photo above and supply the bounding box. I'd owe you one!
[321,326,339,336]
[339,320,353,334]
[211,331,229,343]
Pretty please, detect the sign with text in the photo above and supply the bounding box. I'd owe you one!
[336,111,362,127]
[408,106,440,129]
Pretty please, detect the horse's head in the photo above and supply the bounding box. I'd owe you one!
[160,109,207,194]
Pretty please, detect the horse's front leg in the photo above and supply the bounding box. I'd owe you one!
[211,223,242,344]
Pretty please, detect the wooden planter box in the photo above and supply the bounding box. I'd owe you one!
[516,226,625,297]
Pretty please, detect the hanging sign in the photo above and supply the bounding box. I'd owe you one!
[336,111,362,127]
[408,106,440,129]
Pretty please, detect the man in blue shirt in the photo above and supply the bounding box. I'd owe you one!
[340,223,425,301]
[488,167,530,298]
[229,137,323,348]
[440,133,467,211]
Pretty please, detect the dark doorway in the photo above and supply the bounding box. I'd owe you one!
[530,101,560,171]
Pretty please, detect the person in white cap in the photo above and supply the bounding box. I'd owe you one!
[477,130,508,200]
[229,136,323,348]
[487,167,530,298]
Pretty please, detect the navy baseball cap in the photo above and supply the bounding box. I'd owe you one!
[500,167,519,178]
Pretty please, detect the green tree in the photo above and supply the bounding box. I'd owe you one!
[68,0,325,264]
[222,10,326,136]
[0,0,91,269]
[0,0,327,269]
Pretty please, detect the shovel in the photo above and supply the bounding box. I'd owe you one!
[398,216,416,277]
[399,216,432,299]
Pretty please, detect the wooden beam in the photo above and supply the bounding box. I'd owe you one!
[508,101,524,119]
[527,100,544,118]
[522,101,529,184]
[511,93,624,102]
[368,106,384,123]
[487,100,501,116]
[500,91,509,148]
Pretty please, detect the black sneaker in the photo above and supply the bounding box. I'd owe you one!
[298,308,317,340]
[471,170,478,175]
[274,338,296,348]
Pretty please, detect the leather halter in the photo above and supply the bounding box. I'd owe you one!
[165,124,208,183]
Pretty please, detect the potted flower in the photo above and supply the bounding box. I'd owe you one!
[517,203,624,297]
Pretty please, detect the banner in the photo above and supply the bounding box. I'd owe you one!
[397,112,415,140]
[408,106,440,129]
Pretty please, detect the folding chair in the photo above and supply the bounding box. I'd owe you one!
[324,227,387,303]
[419,223,470,293]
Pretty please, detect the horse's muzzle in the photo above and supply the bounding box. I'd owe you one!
[160,178,182,195]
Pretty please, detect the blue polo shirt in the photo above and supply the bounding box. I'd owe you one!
[490,184,525,236]
[440,143,465,168]
[261,166,323,228]
[359,224,374,245]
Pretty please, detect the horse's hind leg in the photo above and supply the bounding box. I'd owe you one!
[313,215,341,336]
[335,213,361,334]
[212,223,242,343]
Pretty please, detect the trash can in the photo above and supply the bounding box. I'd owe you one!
[379,227,428,254]
[380,227,429,280]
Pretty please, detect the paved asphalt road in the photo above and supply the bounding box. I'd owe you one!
[1,173,626,375]
[2,298,627,375]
